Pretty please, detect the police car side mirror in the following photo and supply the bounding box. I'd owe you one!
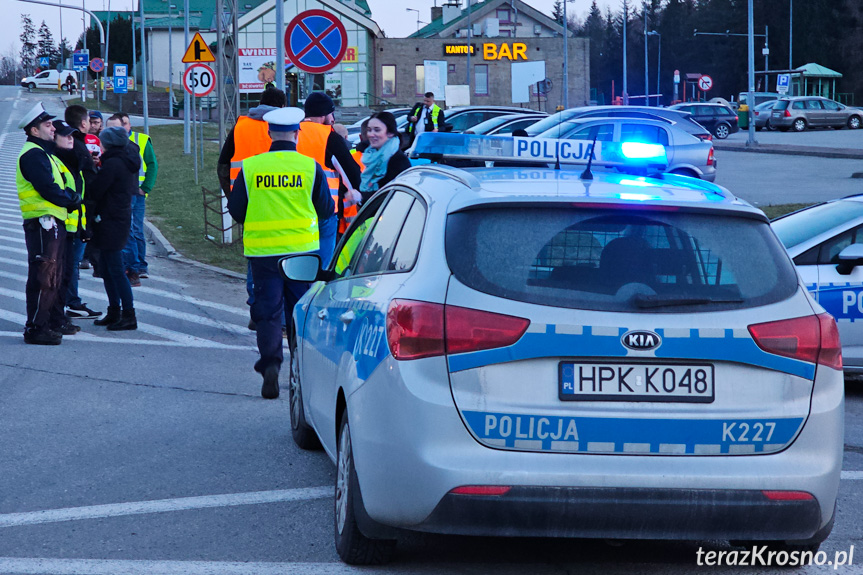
[279,254,322,282]
[836,244,863,275]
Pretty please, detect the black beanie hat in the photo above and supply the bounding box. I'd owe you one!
[304,92,335,117]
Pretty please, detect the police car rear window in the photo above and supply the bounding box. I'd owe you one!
[446,207,798,313]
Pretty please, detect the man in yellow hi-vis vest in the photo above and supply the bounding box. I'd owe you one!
[228,108,335,399]
[16,103,83,345]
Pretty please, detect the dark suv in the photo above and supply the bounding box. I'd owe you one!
[669,103,740,139]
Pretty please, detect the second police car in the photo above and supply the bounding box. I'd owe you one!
[280,132,844,565]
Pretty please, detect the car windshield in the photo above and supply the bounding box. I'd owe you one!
[772,201,863,249]
[526,110,580,136]
[467,115,522,134]
[446,207,797,313]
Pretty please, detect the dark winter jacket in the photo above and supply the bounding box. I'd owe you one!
[374,151,412,193]
[85,141,141,251]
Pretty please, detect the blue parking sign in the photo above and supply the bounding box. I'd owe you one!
[114,64,128,94]
[777,74,790,94]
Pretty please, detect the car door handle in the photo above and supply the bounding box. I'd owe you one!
[339,310,355,325]
[317,309,329,320]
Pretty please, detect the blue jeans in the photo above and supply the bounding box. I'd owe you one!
[101,249,134,310]
[64,234,86,307]
[123,194,147,273]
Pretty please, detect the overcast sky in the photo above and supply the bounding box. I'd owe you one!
[2,0,616,61]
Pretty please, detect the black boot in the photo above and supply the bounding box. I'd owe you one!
[108,308,137,331]
[94,306,121,326]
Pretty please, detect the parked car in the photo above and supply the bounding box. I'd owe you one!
[19,69,78,90]
[534,117,716,181]
[347,108,411,136]
[464,112,548,135]
[526,106,713,141]
[772,194,863,373]
[442,106,532,133]
[668,102,740,139]
[753,100,781,130]
[770,97,863,132]
[280,135,842,564]
[737,91,781,107]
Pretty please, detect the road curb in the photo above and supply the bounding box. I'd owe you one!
[144,219,245,281]
[713,142,863,160]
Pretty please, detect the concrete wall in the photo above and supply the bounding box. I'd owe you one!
[373,36,589,111]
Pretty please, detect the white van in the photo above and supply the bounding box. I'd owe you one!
[20,70,78,90]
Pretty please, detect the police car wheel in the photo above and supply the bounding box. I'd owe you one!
[335,414,396,565]
[289,338,321,450]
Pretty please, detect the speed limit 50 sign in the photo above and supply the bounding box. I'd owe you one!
[183,64,216,97]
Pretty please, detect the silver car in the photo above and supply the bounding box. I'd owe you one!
[771,97,863,132]
[753,100,781,130]
[535,117,717,181]
[773,194,863,373]
[281,133,843,565]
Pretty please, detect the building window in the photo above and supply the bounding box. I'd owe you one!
[496,8,511,23]
[448,63,456,73]
[475,64,488,96]
[415,65,425,96]
[382,65,396,97]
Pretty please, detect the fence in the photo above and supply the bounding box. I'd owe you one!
[202,186,241,246]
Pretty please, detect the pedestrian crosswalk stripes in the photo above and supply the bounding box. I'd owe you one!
[0,117,256,351]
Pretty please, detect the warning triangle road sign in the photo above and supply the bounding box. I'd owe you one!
[182,32,216,63]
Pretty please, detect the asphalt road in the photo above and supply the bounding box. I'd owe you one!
[2,85,863,574]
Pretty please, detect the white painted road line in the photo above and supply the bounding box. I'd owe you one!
[0,486,331,528]
[841,470,863,480]
[0,558,377,575]
[0,330,256,350]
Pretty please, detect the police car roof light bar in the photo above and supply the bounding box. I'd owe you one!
[410,133,669,173]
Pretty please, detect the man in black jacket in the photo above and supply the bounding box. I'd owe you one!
[405,92,445,146]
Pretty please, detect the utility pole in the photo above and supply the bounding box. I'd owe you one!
[276,0,285,94]
[139,0,149,134]
[168,2,174,117]
[643,3,648,105]
[562,0,568,108]
[789,0,793,70]
[466,0,471,92]
[102,0,110,100]
[622,1,628,104]
[746,0,755,146]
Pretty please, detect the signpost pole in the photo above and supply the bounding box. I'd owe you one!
[746,0,756,146]
[183,0,190,154]
[193,89,198,183]
[276,0,285,95]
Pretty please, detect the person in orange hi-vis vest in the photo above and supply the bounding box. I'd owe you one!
[296,92,361,242]
[217,87,287,331]
[350,118,368,172]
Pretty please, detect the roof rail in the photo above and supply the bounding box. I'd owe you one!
[402,164,482,190]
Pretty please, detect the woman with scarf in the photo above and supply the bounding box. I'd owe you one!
[357,112,411,203]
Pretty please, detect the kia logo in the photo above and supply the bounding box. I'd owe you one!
[621,330,661,351]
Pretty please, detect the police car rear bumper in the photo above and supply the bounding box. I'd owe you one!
[413,486,823,541]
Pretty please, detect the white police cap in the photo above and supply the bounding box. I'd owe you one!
[18,102,56,130]
[263,107,304,132]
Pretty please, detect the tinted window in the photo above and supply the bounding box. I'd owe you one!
[774,101,790,111]
[353,192,414,276]
[565,123,614,141]
[447,112,485,132]
[332,193,389,277]
[446,207,797,313]
[621,124,669,146]
[772,201,863,249]
[792,101,806,110]
[388,200,426,272]
[816,225,863,264]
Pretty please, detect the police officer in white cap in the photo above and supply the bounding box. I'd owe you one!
[16,103,82,345]
[228,107,334,399]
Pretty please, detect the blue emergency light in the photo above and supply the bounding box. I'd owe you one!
[411,133,669,172]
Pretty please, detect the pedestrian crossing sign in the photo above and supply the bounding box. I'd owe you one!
[182,32,216,63]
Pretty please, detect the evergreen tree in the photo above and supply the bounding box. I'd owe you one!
[551,0,564,25]
[37,21,61,68]
[19,14,37,75]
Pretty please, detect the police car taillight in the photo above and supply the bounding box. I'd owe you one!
[386,300,529,360]
[748,313,842,370]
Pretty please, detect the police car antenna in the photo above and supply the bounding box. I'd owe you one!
[580,131,600,181]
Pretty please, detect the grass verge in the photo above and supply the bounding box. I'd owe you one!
[760,203,811,219]
[145,123,246,273]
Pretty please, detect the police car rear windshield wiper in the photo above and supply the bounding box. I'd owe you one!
[633,295,744,308]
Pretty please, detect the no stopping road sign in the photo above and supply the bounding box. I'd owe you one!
[183,64,216,97]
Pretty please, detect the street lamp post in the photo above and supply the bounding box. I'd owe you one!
[643,4,648,106]
[622,1,628,104]
[140,0,149,133]
[406,8,421,31]
[562,0,568,108]
[167,2,175,117]
[648,30,660,106]
[747,0,755,146]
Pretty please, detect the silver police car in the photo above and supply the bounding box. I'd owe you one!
[281,133,844,565]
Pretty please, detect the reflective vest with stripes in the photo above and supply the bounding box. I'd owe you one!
[295,121,340,208]
[405,104,442,134]
[61,161,86,233]
[229,116,272,190]
[242,151,319,257]
[16,142,68,221]
[130,132,149,185]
